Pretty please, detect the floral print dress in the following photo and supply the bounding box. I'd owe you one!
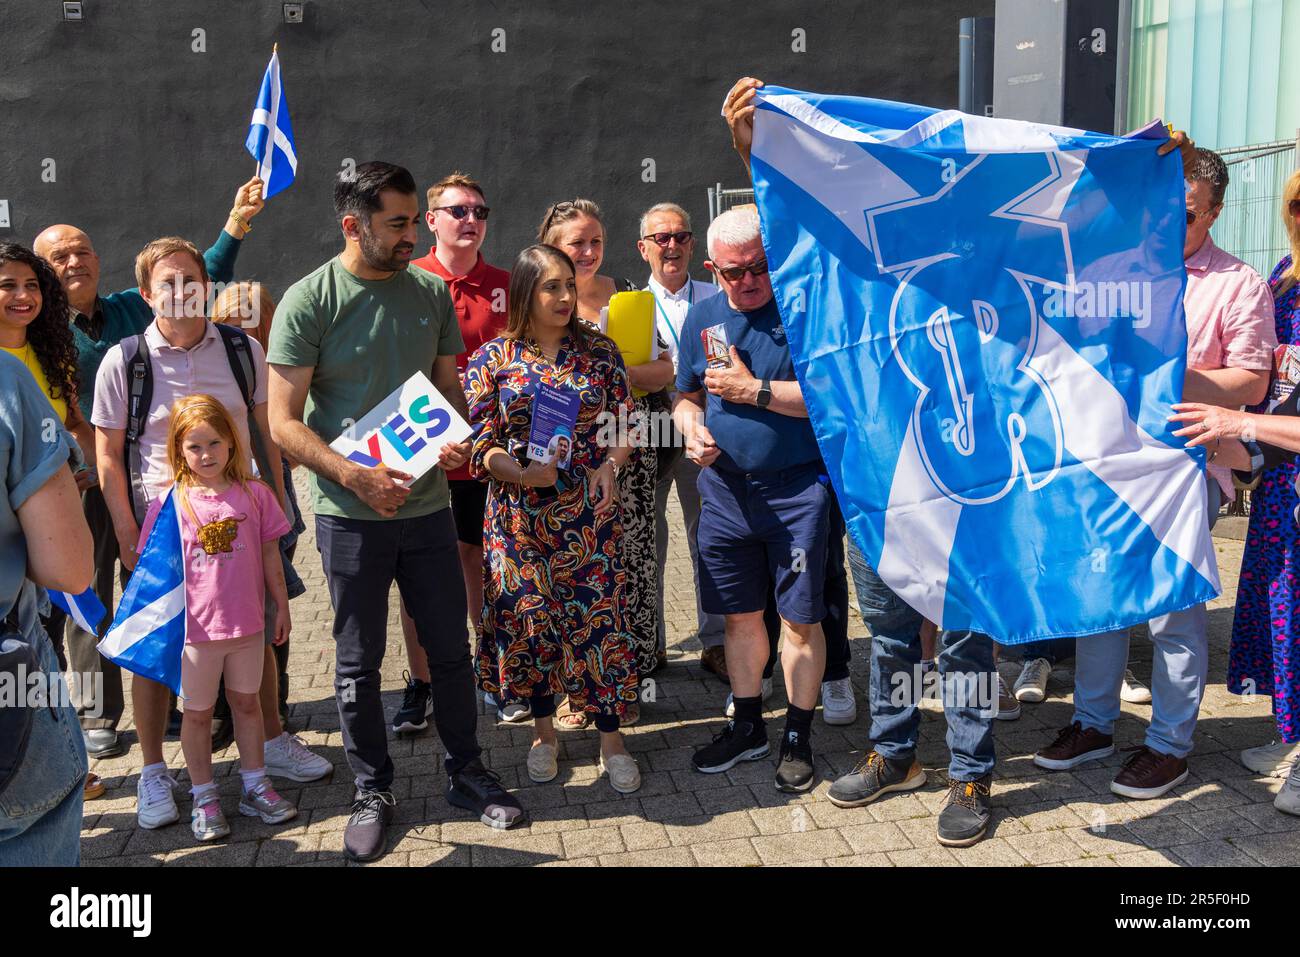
[464,332,639,721]
[1229,256,1300,742]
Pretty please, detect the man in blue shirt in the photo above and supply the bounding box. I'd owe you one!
[673,205,830,793]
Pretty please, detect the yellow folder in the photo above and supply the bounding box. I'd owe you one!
[605,290,655,397]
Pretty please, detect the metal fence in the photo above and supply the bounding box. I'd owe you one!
[1214,137,1299,281]
[707,183,755,223]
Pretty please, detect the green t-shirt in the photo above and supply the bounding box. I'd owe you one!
[267,257,465,521]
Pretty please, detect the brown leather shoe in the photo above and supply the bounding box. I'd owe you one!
[1033,721,1115,770]
[1110,746,1188,799]
[700,646,729,682]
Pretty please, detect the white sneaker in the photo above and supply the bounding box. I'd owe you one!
[136,770,180,829]
[1242,739,1300,777]
[1013,658,1051,703]
[265,732,333,782]
[1276,755,1300,815]
[820,677,857,725]
[1120,670,1152,704]
[725,677,773,718]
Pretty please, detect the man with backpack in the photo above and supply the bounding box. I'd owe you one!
[34,178,265,763]
[92,236,329,832]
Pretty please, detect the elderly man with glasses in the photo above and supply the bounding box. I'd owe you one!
[672,205,832,794]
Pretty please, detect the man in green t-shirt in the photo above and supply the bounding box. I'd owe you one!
[267,162,525,862]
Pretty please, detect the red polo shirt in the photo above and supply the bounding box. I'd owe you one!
[411,248,510,481]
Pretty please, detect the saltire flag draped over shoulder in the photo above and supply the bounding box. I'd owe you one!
[245,46,297,198]
[97,488,187,696]
[747,86,1220,643]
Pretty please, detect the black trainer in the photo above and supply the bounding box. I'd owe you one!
[692,719,770,773]
[447,759,526,830]
[344,789,396,862]
[775,729,816,792]
[392,671,432,734]
[828,750,926,807]
[936,773,992,847]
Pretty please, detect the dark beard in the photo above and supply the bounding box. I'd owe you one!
[359,224,410,272]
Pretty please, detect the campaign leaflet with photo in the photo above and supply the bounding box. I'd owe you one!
[703,323,732,369]
[329,371,471,487]
[1268,343,1300,411]
[528,383,581,472]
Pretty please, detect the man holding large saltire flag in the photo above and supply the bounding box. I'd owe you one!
[722,77,1213,838]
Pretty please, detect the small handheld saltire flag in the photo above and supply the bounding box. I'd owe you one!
[49,587,107,636]
[97,488,186,696]
[245,45,297,198]
[747,86,1220,643]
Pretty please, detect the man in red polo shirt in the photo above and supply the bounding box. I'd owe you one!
[391,172,518,732]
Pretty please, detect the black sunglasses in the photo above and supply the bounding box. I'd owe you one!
[713,259,769,282]
[434,204,490,221]
[643,230,694,247]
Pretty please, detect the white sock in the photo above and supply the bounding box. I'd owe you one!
[240,767,268,794]
[190,782,218,803]
[141,761,169,779]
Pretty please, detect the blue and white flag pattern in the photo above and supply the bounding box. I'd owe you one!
[748,86,1220,642]
[49,587,107,637]
[245,47,297,199]
[97,488,186,696]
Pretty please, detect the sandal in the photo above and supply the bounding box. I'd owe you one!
[622,703,640,727]
[84,772,106,801]
[555,698,590,731]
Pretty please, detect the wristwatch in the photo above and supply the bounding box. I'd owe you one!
[756,378,773,409]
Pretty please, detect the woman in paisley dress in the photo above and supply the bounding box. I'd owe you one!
[464,243,642,794]
[1223,172,1300,777]
[539,200,675,726]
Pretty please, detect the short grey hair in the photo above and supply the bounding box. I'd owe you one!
[1187,148,1229,208]
[639,202,692,237]
[706,206,761,259]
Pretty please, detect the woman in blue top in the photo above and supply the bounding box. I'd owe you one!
[0,352,95,865]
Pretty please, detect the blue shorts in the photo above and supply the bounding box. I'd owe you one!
[696,463,831,624]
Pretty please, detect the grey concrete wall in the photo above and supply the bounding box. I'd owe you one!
[0,0,993,297]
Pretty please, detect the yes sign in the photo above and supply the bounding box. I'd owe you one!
[329,371,472,483]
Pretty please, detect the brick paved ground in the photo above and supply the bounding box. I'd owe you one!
[79,479,1300,866]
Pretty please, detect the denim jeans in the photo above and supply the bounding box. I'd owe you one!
[848,544,996,780]
[1072,474,1220,758]
[317,509,481,791]
[0,618,86,866]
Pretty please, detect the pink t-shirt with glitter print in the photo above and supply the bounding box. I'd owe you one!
[138,480,289,643]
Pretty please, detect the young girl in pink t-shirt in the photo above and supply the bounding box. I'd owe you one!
[137,394,293,842]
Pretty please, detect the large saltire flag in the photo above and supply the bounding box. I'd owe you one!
[97,488,186,696]
[245,45,298,198]
[747,86,1219,643]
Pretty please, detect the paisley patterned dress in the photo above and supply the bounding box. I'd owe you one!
[465,331,639,720]
[1228,256,1300,742]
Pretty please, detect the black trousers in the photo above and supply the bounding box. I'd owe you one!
[316,508,481,792]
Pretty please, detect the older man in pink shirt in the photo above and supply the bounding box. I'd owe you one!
[1034,148,1276,800]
